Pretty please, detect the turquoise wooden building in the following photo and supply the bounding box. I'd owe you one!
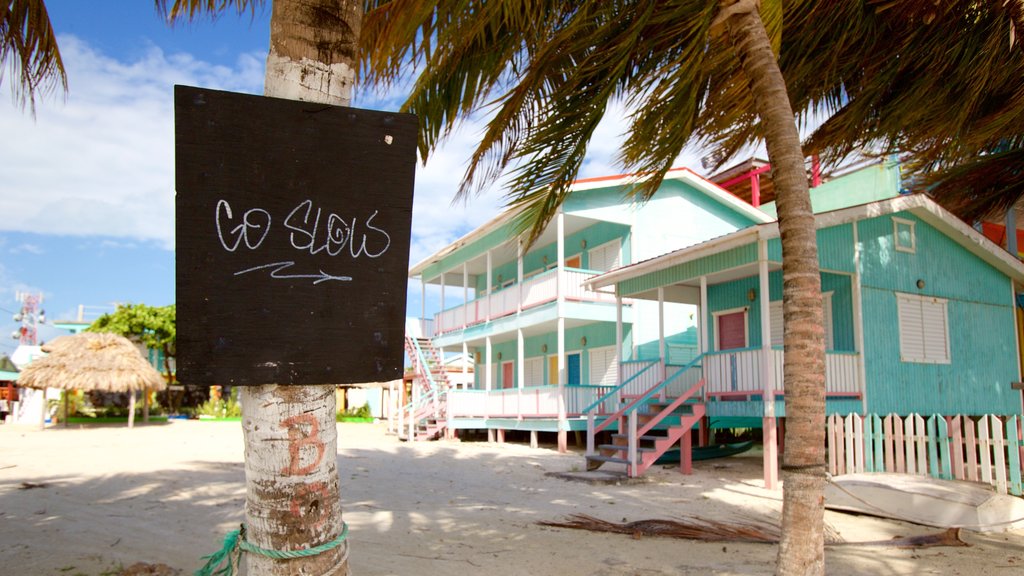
[587,181,1024,485]
[404,168,771,451]
[403,160,1024,486]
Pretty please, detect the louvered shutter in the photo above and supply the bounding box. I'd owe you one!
[921,298,950,362]
[525,357,544,387]
[897,293,949,364]
[588,239,621,272]
[770,301,784,347]
[588,346,619,386]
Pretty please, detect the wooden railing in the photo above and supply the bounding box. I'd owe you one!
[433,268,621,335]
[703,347,860,397]
[828,413,1024,496]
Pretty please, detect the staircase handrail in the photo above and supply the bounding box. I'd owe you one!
[589,354,703,436]
[581,359,660,415]
[402,389,446,424]
[408,337,441,393]
[636,378,704,438]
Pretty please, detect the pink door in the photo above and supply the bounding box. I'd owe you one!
[717,311,747,350]
[502,362,514,389]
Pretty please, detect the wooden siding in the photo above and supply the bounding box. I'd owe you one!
[765,223,855,273]
[705,271,852,352]
[857,213,1019,415]
[619,243,758,296]
[858,213,1008,305]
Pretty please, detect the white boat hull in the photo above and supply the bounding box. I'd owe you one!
[825,473,1024,533]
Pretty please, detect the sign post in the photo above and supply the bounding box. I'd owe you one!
[176,85,416,574]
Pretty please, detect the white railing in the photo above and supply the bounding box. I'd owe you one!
[619,360,664,397]
[446,384,616,419]
[432,268,621,335]
[563,268,617,303]
[704,347,860,396]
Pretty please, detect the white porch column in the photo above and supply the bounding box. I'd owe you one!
[463,262,469,328]
[485,337,493,393]
[616,294,624,386]
[557,316,567,452]
[658,287,666,380]
[439,273,446,334]
[420,278,426,333]
[462,342,469,388]
[556,211,565,303]
[486,250,493,322]
[555,211,568,451]
[517,241,524,313]
[699,276,709,354]
[852,222,869,414]
[517,328,525,420]
[758,239,778,490]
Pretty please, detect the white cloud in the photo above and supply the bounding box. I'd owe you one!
[9,243,44,255]
[0,36,264,251]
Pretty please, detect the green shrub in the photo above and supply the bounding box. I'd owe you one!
[196,396,242,418]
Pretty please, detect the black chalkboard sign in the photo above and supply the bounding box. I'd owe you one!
[175,85,415,386]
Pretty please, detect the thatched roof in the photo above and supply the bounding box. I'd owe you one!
[18,333,166,392]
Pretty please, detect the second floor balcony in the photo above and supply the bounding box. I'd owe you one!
[434,267,620,336]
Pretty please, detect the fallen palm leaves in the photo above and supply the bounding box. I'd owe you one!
[537,514,967,549]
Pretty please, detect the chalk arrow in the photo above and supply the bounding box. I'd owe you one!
[234,261,352,284]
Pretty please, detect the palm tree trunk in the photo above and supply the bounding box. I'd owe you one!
[720,2,827,575]
[241,1,361,574]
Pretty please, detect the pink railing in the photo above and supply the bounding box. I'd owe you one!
[433,268,620,335]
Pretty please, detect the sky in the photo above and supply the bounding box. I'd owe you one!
[0,1,714,355]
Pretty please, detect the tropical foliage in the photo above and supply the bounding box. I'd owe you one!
[88,303,176,381]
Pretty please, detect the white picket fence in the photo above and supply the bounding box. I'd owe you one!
[826,413,1024,496]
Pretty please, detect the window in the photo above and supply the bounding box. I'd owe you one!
[587,239,622,273]
[893,217,916,254]
[896,292,950,364]
[769,292,833,349]
[588,345,619,386]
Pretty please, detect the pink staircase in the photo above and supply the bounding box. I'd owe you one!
[402,336,449,441]
[585,359,705,477]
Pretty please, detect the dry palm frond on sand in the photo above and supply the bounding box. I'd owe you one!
[538,514,967,549]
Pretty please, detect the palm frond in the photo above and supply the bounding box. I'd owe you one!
[154,0,266,24]
[0,0,66,112]
[914,147,1024,222]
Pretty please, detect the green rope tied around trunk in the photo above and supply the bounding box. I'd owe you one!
[195,522,349,576]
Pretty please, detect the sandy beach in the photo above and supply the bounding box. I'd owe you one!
[1,420,1022,575]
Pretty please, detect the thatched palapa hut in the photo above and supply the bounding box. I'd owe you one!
[18,333,166,428]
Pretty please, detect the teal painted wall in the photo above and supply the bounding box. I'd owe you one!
[759,160,902,218]
[766,223,855,273]
[705,271,853,352]
[620,243,758,296]
[857,213,1020,415]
